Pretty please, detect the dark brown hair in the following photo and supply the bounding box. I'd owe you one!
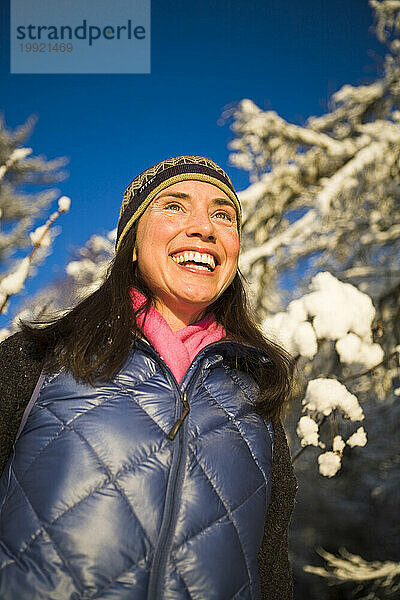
[18,224,296,423]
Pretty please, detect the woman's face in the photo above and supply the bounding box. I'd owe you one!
[134,180,240,325]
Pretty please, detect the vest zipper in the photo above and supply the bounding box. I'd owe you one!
[167,391,189,440]
[140,340,194,600]
[147,385,190,600]
[139,338,269,600]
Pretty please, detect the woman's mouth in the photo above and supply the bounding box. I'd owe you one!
[170,250,216,272]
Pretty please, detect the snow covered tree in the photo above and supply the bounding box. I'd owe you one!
[3,226,114,339]
[0,114,70,330]
[228,0,400,317]
[0,113,68,261]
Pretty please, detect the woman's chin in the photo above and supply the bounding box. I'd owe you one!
[156,291,214,317]
[176,291,216,310]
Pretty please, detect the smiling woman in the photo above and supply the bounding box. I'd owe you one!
[134,180,240,330]
[0,155,298,600]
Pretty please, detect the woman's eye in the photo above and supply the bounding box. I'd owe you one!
[165,203,183,211]
[214,211,233,222]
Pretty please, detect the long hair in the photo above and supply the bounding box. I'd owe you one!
[18,224,296,423]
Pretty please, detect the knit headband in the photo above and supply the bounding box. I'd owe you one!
[115,155,242,252]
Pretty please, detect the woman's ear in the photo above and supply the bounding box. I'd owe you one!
[132,247,137,262]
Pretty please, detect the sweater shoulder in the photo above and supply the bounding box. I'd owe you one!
[0,331,47,475]
[0,331,46,390]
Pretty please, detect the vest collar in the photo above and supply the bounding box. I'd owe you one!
[135,336,272,368]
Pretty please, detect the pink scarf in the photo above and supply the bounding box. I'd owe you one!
[130,288,226,382]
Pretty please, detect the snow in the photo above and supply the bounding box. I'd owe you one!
[262,272,383,369]
[0,147,32,180]
[30,225,51,247]
[292,322,318,359]
[346,427,367,448]
[302,378,364,422]
[262,311,317,359]
[107,228,117,242]
[0,257,30,295]
[336,333,384,369]
[316,142,387,215]
[58,196,71,212]
[318,452,342,477]
[0,328,10,342]
[10,147,33,161]
[332,435,345,453]
[66,258,97,278]
[297,416,320,447]
[303,272,376,341]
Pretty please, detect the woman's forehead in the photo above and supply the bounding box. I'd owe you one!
[154,180,236,206]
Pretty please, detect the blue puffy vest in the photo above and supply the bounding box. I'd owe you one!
[0,339,273,599]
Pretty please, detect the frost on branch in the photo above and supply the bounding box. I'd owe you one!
[64,229,115,298]
[0,194,71,318]
[0,257,30,310]
[371,0,400,45]
[4,227,116,340]
[0,114,68,266]
[0,147,32,180]
[304,548,400,595]
[30,225,51,247]
[0,113,70,325]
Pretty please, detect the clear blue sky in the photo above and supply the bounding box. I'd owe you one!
[0,0,384,324]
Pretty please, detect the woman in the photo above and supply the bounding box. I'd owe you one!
[0,155,298,600]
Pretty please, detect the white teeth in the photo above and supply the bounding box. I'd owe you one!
[188,264,209,271]
[171,251,216,270]
[202,253,215,269]
[172,254,184,263]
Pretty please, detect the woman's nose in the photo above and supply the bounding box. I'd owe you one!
[185,210,216,240]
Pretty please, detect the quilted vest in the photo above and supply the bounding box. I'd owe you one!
[0,339,274,600]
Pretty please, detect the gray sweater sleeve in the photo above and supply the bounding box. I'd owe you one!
[0,332,46,475]
[257,419,298,600]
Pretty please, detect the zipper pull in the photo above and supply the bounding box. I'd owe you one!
[167,392,190,441]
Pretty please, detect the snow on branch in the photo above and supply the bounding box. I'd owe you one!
[371,0,400,45]
[0,195,71,320]
[304,547,400,591]
[262,272,387,476]
[261,272,383,361]
[0,147,32,180]
[239,210,318,270]
[227,20,400,312]
[316,141,387,215]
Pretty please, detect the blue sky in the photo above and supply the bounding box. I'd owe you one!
[0,0,385,324]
